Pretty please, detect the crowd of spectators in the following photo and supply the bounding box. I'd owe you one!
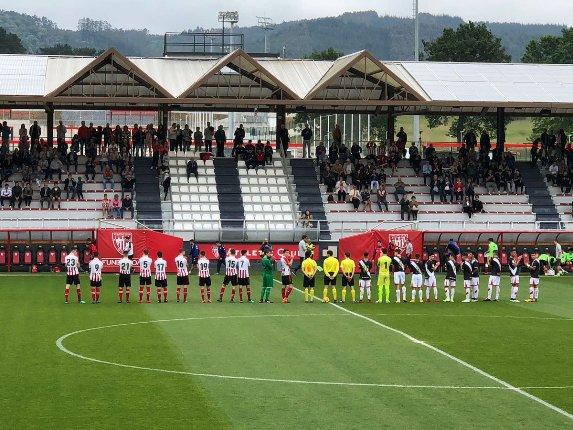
[533,128,573,194]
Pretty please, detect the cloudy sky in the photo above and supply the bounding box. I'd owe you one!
[1,0,572,33]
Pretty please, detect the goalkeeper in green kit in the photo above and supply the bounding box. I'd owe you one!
[260,250,274,303]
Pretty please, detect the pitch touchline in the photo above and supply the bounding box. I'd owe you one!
[362,313,572,322]
[55,313,571,393]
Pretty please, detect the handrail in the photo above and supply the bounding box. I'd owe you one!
[278,154,300,227]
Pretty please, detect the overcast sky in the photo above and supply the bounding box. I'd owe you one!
[1,0,572,33]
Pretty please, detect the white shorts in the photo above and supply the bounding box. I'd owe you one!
[359,279,371,288]
[411,274,423,288]
[444,279,456,287]
[394,272,406,285]
[471,277,480,287]
[463,280,472,289]
[529,277,539,286]
[488,275,500,286]
[510,275,519,285]
[424,274,436,287]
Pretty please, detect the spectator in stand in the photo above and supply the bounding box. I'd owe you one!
[18,124,28,146]
[547,161,559,185]
[40,182,52,209]
[101,193,111,218]
[215,125,226,157]
[463,197,473,218]
[277,123,290,156]
[1,121,12,146]
[300,210,313,228]
[121,194,134,219]
[393,177,406,202]
[51,182,62,209]
[168,123,178,152]
[10,181,22,208]
[350,142,362,162]
[111,193,121,218]
[193,126,203,152]
[85,157,96,181]
[332,124,342,147]
[77,121,89,155]
[64,174,76,199]
[336,178,347,203]
[133,125,144,157]
[409,196,419,220]
[349,185,360,210]
[181,124,191,153]
[22,182,33,207]
[186,158,198,181]
[1,182,12,206]
[29,121,41,151]
[175,124,182,153]
[56,121,66,148]
[514,170,524,194]
[485,170,497,193]
[162,170,171,201]
[48,157,64,180]
[103,166,114,191]
[66,149,78,173]
[121,165,135,195]
[472,195,484,214]
[204,121,214,153]
[377,184,389,211]
[465,181,475,203]
[264,141,273,164]
[234,124,245,147]
[301,123,313,158]
[453,177,464,202]
[361,189,372,212]
[443,176,453,203]
[480,131,491,154]
[74,177,84,200]
[400,195,411,220]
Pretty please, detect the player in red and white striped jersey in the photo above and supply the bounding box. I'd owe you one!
[64,249,83,304]
[217,249,238,302]
[197,251,211,303]
[88,252,104,304]
[175,250,189,303]
[118,251,133,303]
[138,249,153,303]
[154,251,168,303]
[235,250,253,303]
[280,250,294,303]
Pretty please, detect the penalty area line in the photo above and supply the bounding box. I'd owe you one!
[283,280,573,421]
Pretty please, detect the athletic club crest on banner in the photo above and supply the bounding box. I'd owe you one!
[112,232,132,255]
[389,234,409,249]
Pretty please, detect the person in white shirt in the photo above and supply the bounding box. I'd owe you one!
[138,249,153,303]
[64,249,83,304]
[197,251,212,303]
[217,249,238,302]
[118,251,133,303]
[293,235,308,275]
[175,249,189,303]
[154,251,168,303]
[280,250,294,303]
[88,253,104,304]
[0,183,12,207]
[237,250,253,303]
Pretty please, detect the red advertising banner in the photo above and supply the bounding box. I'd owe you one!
[338,230,423,271]
[200,243,319,261]
[96,229,183,273]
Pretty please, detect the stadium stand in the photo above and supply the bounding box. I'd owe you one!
[516,161,561,228]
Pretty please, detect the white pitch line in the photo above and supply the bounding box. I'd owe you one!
[363,313,572,322]
[55,313,572,393]
[282,281,572,420]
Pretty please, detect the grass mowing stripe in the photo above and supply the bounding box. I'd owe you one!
[362,313,573,321]
[280,279,573,421]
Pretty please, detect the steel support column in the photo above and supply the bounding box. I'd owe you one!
[386,107,395,142]
[496,107,506,154]
[46,103,54,147]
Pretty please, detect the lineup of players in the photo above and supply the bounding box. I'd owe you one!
[63,246,544,304]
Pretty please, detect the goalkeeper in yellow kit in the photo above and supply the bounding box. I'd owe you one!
[301,250,318,303]
[322,250,340,302]
[377,248,392,303]
[339,252,356,303]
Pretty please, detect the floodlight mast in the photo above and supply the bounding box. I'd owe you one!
[218,11,239,53]
[257,16,275,53]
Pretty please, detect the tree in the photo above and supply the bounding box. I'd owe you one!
[304,47,344,61]
[522,28,573,140]
[422,22,512,139]
[38,43,99,56]
[0,27,26,53]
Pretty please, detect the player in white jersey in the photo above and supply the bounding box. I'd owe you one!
[392,249,407,303]
[138,249,153,303]
[154,251,168,303]
[407,255,424,303]
[118,251,133,303]
[64,249,83,304]
[175,249,189,303]
[197,251,212,303]
[280,250,294,303]
[88,252,104,304]
[508,251,522,302]
[217,249,238,302]
[424,255,439,302]
[236,249,253,303]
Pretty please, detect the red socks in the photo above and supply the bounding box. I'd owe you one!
[246,287,252,301]
[126,288,130,302]
[91,288,96,302]
[281,288,286,300]
[146,287,151,302]
[156,289,162,302]
[183,288,188,302]
[207,288,211,301]
[200,287,206,302]
[118,289,123,302]
[163,288,168,301]
[176,287,181,302]
[76,288,82,302]
[139,287,144,302]
[239,287,243,301]
[286,287,293,300]
[219,287,225,300]
[230,288,236,300]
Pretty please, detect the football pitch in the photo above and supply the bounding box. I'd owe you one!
[1,273,571,429]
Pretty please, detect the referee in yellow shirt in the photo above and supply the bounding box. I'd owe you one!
[377,248,392,303]
[301,250,318,303]
[340,252,356,303]
[323,250,340,302]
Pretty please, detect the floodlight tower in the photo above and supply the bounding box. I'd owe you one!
[257,16,275,53]
[218,11,239,52]
[412,0,420,146]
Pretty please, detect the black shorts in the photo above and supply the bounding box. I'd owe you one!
[303,276,315,288]
[324,275,336,286]
[66,274,80,285]
[341,275,354,287]
[223,275,238,286]
[177,275,189,286]
[118,274,131,288]
[90,280,102,288]
[155,279,167,288]
[199,276,212,287]
[238,277,250,286]
[281,275,292,286]
[139,276,151,285]
[190,257,199,265]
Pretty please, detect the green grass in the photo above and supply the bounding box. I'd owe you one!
[1,272,571,429]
